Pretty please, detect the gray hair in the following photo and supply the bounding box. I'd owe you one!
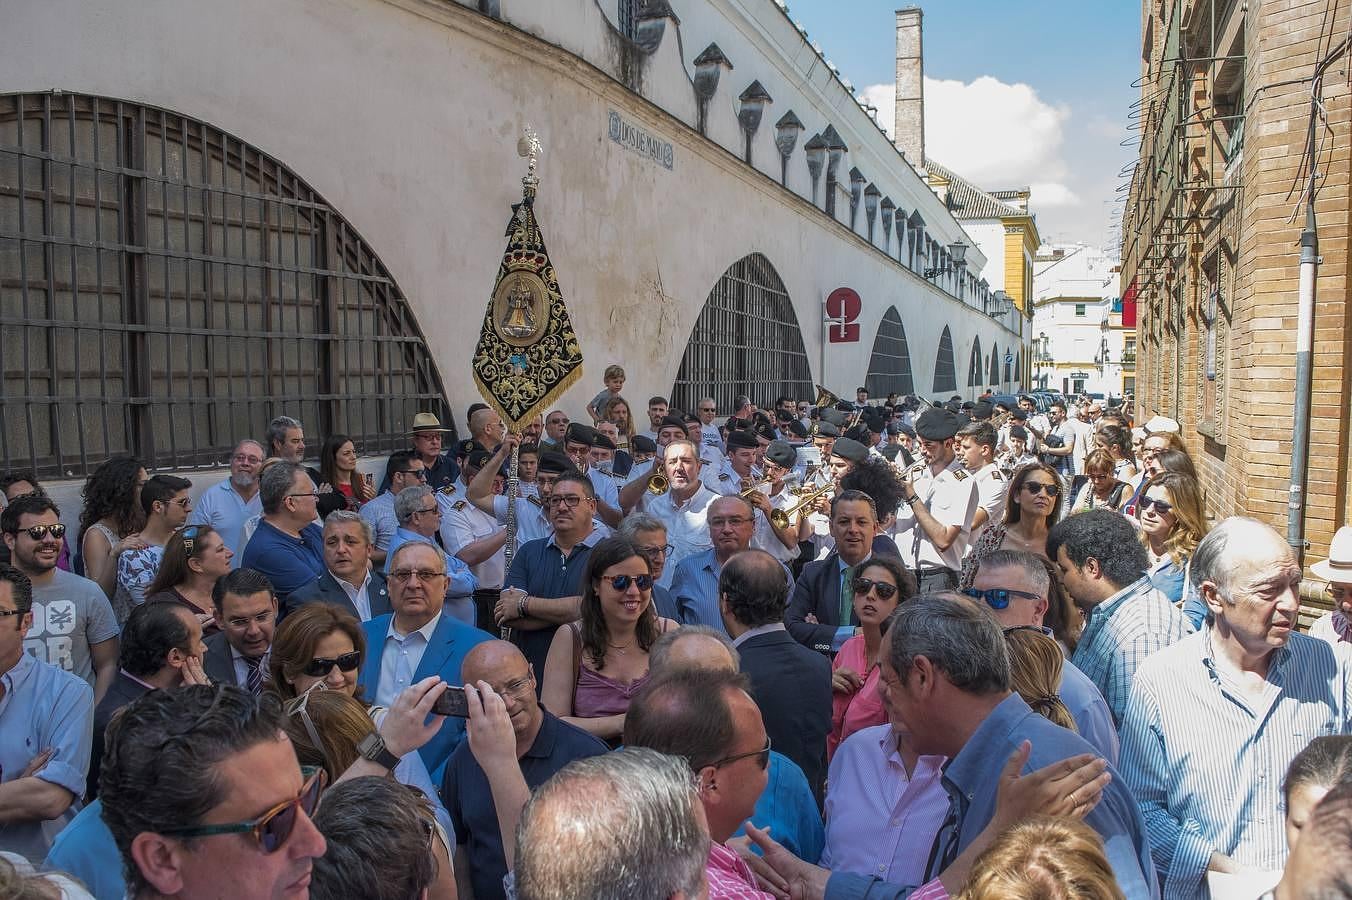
[394,485,434,525]
[1189,516,1277,600]
[618,513,668,540]
[887,593,1010,695]
[516,747,709,900]
[977,549,1051,598]
[265,416,302,453]
[648,625,740,676]
[323,509,373,545]
[259,460,303,515]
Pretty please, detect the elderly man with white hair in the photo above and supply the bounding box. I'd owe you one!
[1119,517,1352,899]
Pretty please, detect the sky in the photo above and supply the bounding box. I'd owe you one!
[783,0,1141,253]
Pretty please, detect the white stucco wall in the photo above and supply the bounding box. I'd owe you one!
[2,0,1019,426]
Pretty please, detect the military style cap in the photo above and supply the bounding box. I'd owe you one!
[971,401,993,420]
[631,435,657,454]
[764,440,797,468]
[914,408,962,441]
[726,429,759,451]
[831,437,869,464]
[811,420,840,438]
[658,415,687,431]
[820,408,847,428]
[784,420,809,439]
[564,423,597,445]
[1009,408,1028,421]
[591,431,617,451]
[752,422,777,442]
[537,451,577,475]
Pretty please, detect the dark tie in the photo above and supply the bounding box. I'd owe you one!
[244,655,264,695]
[925,793,964,879]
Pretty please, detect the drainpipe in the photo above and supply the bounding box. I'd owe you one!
[1287,117,1319,567]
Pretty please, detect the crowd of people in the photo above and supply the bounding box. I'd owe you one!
[1,367,1351,900]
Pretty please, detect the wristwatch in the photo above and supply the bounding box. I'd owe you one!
[356,732,401,771]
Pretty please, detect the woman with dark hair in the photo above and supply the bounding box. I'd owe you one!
[541,536,678,743]
[1037,555,1083,654]
[827,554,915,758]
[840,458,905,530]
[316,434,374,511]
[960,462,1063,588]
[1123,444,1199,516]
[1094,424,1138,483]
[144,524,233,633]
[78,454,150,597]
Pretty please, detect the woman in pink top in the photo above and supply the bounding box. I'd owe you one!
[542,536,678,745]
[828,554,915,759]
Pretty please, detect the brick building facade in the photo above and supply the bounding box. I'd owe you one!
[1122,0,1351,580]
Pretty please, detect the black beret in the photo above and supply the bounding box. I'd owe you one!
[752,422,777,442]
[971,401,994,420]
[831,437,869,464]
[726,430,759,451]
[537,451,577,475]
[835,401,854,413]
[774,408,795,423]
[784,420,809,439]
[898,423,917,438]
[631,435,657,454]
[915,408,962,441]
[467,449,494,470]
[591,432,617,451]
[1009,408,1028,421]
[564,423,597,445]
[879,444,904,463]
[844,425,870,443]
[764,440,797,468]
[457,438,482,459]
[811,420,840,438]
[820,408,847,428]
[659,415,687,431]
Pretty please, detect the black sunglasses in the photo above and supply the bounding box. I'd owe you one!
[602,574,654,592]
[852,577,899,600]
[1022,482,1059,496]
[961,587,1042,610]
[14,523,65,541]
[302,651,362,678]
[1138,497,1174,515]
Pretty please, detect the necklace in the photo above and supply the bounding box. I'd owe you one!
[607,640,634,655]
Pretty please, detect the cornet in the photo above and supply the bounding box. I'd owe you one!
[646,471,669,495]
[770,483,833,529]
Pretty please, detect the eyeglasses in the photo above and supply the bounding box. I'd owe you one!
[0,608,25,619]
[699,407,717,413]
[170,496,193,509]
[390,569,446,584]
[288,492,320,500]
[1138,497,1174,515]
[302,651,362,677]
[1141,445,1167,457]
[961,587,1042,610]
[602,574,654,592]
[233,453,263,465]
[712,737,772,771]
[496,674,535,698]
[852,577,899,600]
[1002,624,1056,638]
[414,505,440,516]
[397,469,429,481]
[547,495,585,508]
[709,516,752,528]
[1022,482,1059,496]
[636,543,674,558]
[158,766,327,853]
[13,523,66,541]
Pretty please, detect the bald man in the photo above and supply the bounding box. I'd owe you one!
[442,640,607,900]
[647,626,825,862]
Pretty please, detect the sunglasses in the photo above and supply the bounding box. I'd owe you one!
[302,651,362,678]
[961,587,1042,610]
[179,525,203,556]
[636,544,674,558]
[159,766,326,853]
[1138,497,1174,515]
[712,737,772,771]
[1022,482,1059,496]
[1003,624,1056,638]
[13,523,66,541]
[852,577,899,600]
[602,574,654,592]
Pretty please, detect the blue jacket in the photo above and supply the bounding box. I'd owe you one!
[358,612,494,783]
[282,569,393,622]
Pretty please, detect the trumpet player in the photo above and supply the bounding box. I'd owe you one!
[803,438,869,559]
[616,415,690,513]
[636,439,719,588]
[892,408,979,592]
[708,429,763,496]
[745,441,806,564]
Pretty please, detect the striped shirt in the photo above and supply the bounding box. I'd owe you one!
[1070,575,1192,726]
[1119,630,1352,899]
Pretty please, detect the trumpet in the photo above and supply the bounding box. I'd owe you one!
[738,474,776,497]
[647,471,669,495]
[770,483,833,529]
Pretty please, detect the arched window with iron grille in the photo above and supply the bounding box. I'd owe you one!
[933,326,957,394]
[988,344,1000,388]
[671,253,811,414]
[0,92,449,478]
[864,306,913,396]
[967,336,983,389]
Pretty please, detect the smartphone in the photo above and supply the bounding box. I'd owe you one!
[364,472,373,486]
[432,685,469,718]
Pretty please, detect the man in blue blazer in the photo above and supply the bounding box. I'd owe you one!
[282,511,392,622]
[359,541,492,783]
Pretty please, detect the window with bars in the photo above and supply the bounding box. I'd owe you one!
[988,345,1000,387]
[933,326,957,394]
[967,337,983,388]
[0,92,448,479]
[864,306,914,396]
[671,253,811,414]
[617,0,641,41]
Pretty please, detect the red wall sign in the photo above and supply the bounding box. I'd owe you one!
[826,288,861,343]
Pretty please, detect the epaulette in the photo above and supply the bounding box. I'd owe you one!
[438,484,456,495]
[452,500,467,510]
[526,494,544,507]
[718,472,730,481]
[989,469,1004,481]
[953,470,970,481]
[700,458,712,465]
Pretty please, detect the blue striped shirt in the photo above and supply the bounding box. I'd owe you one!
[1119,630,1352,898]
[1070,575,1192,726]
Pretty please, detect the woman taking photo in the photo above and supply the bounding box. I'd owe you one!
[1137,472,1209,629]
[144,525,234,634]
[542,537,677,744]
[78,454,150,597]
[960,463,1064,588]
[1067,450,1130,515]
[828,555,915,758]
[317,434,375,511]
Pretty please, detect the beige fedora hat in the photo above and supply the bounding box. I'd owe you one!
[406,412,452,435]
[1311,525,1352,582]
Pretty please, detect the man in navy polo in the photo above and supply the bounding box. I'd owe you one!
[443,640,605,900]
[238,461,324,602]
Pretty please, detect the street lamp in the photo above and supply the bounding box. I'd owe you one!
[923,240,969,282]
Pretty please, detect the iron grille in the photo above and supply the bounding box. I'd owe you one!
[967,337,983,388]
[988,345,1000,387]
[864,306,914,396]
[618,0,641,41]
[0,92,449,479]
[671,253,812,414]
[932,326,957,394]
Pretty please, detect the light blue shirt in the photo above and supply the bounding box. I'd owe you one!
[0,653,94,862]
[374,611,443,707]
[1060,658,1120,765]
[1119,629,1352,898]
[384,528,478,598]
[670,548,726,629]
[734,750,825,864]
[359,491,399,552]
[44,798,124,899]
[188,479,262,563]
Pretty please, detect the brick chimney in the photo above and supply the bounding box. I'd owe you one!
[894,7,924,167]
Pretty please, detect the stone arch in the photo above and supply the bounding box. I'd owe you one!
[865,306,914,396]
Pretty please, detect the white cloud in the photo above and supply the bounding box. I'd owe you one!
[1029,182,1080,206]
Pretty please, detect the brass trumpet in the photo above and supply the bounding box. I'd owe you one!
[738,474,776,497]
[647,471,669,495]
[770,483,833,529]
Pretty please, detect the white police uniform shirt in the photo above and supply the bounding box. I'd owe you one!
[969,462,1008,547]
[581,464,621,512]
[891,458,978,572]
[644,483,719,589]
[750,486,800,564]
[438,491,505,588]
[707,459,758,497]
